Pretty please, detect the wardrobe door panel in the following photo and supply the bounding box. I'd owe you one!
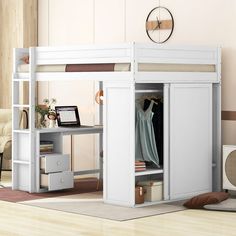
[103,81,135,206]
[170,84,212,199]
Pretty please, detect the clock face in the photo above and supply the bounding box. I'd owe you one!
[146,6,174,43]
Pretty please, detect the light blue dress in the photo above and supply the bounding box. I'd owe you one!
[135,100,160,167]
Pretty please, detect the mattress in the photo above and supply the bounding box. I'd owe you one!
[17,63,215,73]
[138,63,215,72]
[17,63,130,72]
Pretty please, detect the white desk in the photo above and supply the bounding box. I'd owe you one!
[37,125,103,134]
[35,125,103,192]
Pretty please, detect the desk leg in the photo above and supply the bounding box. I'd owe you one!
[97,132,103,190]
[70,135,73,171]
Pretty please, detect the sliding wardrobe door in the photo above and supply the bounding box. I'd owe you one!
[169,83,212,199]
[103,81,135,206]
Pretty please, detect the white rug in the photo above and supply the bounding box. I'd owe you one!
[21,192,186,221]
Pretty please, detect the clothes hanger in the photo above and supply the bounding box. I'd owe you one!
[144,96,158,105]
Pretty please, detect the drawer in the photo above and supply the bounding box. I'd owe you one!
[41,171,74,191]
[40,154,70,173]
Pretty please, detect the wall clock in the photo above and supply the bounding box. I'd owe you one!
[146,6,174,43]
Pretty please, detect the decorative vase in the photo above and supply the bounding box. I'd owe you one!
[36,113,47,128]
[48,119,56,128]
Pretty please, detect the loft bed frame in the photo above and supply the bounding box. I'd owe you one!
[13,43,221,82]
[12,43,221,207]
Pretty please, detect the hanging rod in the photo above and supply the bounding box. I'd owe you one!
[135,89,163,93]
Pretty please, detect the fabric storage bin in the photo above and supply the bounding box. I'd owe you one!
[138,180,163,202]
[135,186,145,204]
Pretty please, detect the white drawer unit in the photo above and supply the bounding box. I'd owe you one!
[41,171,74,191]
[40,154,70,173]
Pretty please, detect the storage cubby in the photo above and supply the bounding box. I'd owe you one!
[12,107,29,131]
[135,174,164,205]
[13,133,30,161]
[39,132,63,155]
[12,164,30,191]
[12,80,29,105]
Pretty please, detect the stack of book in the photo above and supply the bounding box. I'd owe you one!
[40,141,53,154]
[135,161,146,172]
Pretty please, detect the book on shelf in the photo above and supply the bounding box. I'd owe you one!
[135,161,146,172]
[135,164,146,167]
[135,161,145,165]
[40,140,53,144]
[135,167,146,172]
[40,140,53,154]
[40,151,53,154]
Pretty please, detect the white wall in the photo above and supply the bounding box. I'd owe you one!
[38,0,97,172]
[38,0,236,156]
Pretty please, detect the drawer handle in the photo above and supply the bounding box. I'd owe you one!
[57,161,61,166]
[60,178,64,184]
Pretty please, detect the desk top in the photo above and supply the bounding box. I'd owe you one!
[36,125,103,134]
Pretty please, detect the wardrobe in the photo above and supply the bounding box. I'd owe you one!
[103,44,221,207]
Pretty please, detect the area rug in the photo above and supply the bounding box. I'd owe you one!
[0,178,101,203]
[20,192,186,221]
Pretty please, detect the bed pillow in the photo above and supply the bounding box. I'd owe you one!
[183,192,230,209]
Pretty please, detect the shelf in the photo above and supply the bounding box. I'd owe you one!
[13,78,30,82]
[40,152,61,156]
[36,125,103,134]
[13,129,30,134]
[135,89,163,93]
[135,199,165,207]
[13,160,30,165]
[13,73,30,80]
[135,168,163,176]
[37,187,49,193]
[13,104,30,108]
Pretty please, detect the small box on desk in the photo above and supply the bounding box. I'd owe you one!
[137,180,163,202]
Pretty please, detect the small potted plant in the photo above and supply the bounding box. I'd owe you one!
[35,98,57,128]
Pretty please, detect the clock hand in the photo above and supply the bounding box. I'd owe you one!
[152,16,162,32]
[156,16,162,28]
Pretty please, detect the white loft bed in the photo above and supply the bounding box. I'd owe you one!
[12,43,221,207]
[13,43,220,82]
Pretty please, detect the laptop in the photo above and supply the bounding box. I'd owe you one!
[55,106,81,127]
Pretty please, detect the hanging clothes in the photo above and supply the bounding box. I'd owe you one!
[135,100,160,167]
[143,98,163,165]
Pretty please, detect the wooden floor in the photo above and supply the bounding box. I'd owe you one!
[1,172,236,236]
[0,200,235,236]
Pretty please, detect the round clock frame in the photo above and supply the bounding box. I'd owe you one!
[146,6,174,44]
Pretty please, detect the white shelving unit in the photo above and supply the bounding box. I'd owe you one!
[12,48,35,192]
[12,43,221,207]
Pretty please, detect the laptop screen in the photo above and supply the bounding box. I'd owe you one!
[55,106,81,127]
